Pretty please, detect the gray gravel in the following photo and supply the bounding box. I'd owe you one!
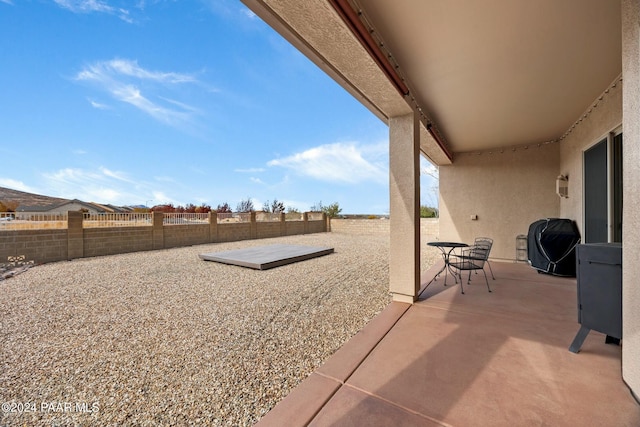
[0,233,440,426]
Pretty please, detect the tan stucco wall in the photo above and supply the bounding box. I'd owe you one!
[439,69,622,262]
[622,0,640,400]
[439,144,560,260]
[558,77,623,233]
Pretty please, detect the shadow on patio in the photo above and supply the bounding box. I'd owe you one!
[257,261,640,426]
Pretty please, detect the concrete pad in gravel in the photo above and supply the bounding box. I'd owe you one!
[199,244,334,270]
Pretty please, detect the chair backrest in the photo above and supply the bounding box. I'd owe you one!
[465,238,492,266]
[468,245,490,266]
[474,237,493,252]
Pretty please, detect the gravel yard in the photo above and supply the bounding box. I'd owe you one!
[1,233,439,426]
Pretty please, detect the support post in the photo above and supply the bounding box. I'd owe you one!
[209,212,218,242]
[67,211,84,260]
[250,211,257,239]
[622,0,640,401]
[152,212,164,250]
[280,212,286,236]
[389,112,421,303]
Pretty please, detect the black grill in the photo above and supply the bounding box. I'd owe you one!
[527,218,581,277]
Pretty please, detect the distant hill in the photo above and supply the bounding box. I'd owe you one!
[0,186,70,209]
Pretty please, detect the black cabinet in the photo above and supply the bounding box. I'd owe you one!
[569,243,622,353]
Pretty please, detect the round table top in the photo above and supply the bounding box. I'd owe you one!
[427,241,469,248]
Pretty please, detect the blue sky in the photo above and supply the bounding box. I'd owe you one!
[0,0,437,214]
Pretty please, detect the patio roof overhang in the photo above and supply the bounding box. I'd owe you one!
[241,0,622,165]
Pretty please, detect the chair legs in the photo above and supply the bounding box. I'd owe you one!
[471,262,495,281]
[482,269,492,292]
[454,269,491,294]
[472,261,495,280]
[486,259,495,279]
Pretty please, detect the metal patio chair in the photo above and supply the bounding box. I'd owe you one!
[473,237,496,280]
[449,243,493,294]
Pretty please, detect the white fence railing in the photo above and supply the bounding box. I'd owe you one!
[0,211,325,230]
[284,212,303,221]
[216,212,252,223]
[307,212,325,221]
[256,212,281,222]
[0,212,68,230]
[163,213,209,225]
[83,213,152,228]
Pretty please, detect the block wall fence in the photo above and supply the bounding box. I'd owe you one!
[329,218,439,237]
[0,211,328,265]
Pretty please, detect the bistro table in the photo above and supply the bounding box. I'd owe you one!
[426,241,469,287]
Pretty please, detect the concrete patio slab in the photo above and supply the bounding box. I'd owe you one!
[199,244,334,270]
[310,385,442,426]
[316,302,411,383]
[256,373,341,427]
[419,261,578,324]
[347,299,630,426]
[257,261,640,426]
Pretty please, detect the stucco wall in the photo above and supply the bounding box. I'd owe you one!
[439,74,622,262]
[622,0,640,400]
[558,77,623,232]
[439,144,560,260]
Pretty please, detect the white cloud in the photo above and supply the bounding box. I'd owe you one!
[420,157,438,178]
[53,0,133,22]
[419,156,439,208]
[88,98,110,109]
[1,0,14,5]
[151,191,183,207]
[41,167,151,205]
[42,168,122,203]
[159,96,201,112]
[46,168,90,182]
[242,9,257,20]
[0,178,35,193]
[92,188,121,201]
[267,142,387,184]
[99,166,132,182]
[250,177,265,185]
[54,0,112,13]
[105,58,197,83]
[116,8,133,23]
[75,59,201,128]
[276,198,308,213]
[110,84,192,126]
